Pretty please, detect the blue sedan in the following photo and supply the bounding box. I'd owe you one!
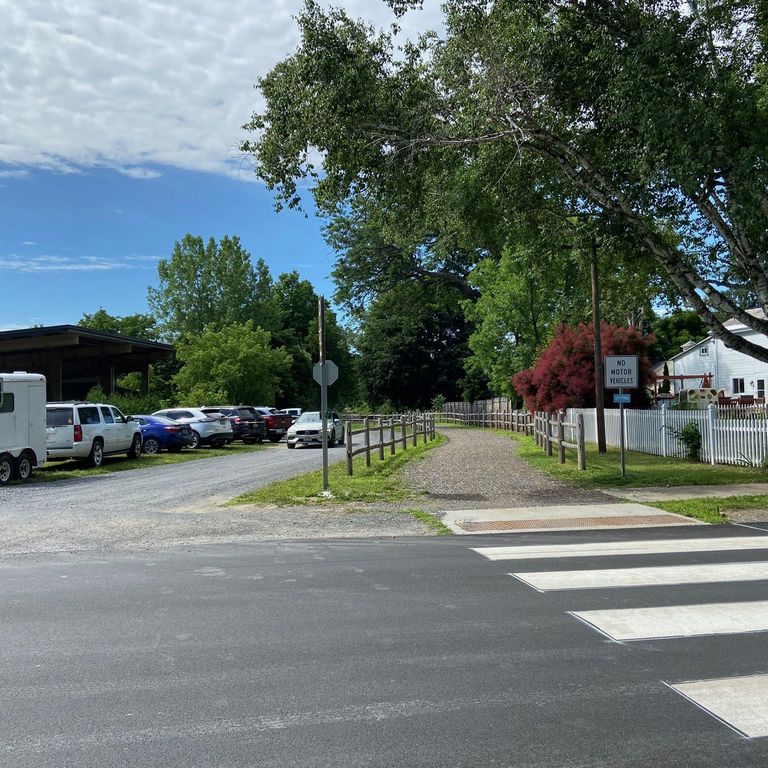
[130,415,192,454]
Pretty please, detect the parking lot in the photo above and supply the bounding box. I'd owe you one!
[0,440,409,555]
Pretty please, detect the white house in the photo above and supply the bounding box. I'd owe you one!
[664,309,768,399]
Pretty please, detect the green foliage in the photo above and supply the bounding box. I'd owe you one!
[85,385,165,416]
[79,308,159,340]
[245,0,768,370]
[667,421,703,461]
[648,311,708,362]
[173,322,291,406]
[148,234,272,340]
[430,394,446,411]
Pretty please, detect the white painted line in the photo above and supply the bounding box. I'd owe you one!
[571,600,768,641]
[669,674,768,738]
[472,535,768,561]
[511,561,768,591]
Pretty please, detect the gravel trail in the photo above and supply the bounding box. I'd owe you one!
[403,427,614,509]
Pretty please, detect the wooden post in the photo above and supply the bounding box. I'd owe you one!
[401,414,407,450]
[364,416,371,467]
[546,414,553,456]
[577,413,587,470]
[346,419,353,475]
[412,413,418,446]
[557,410,566,463]
[390,419,396,455]
[378,417,385,460]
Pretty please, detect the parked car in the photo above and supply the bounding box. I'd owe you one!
[250,407,294,442]
[130,414,193,454]
[200,406,266,444]
[45,402,142,467]
[279,407,303,424]
[152,408,233,449]
[286,411,343,449]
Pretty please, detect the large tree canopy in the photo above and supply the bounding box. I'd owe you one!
[244,0,768,365]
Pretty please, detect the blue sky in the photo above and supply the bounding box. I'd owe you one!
[0,166,334,328]
[0,0,442,330]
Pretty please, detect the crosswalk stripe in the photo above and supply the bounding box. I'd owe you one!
[472,535,768,561]
[511,561,768,591]
[669,674,768,738]
[571,600,768,641]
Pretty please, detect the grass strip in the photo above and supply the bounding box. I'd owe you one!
[648,494,768,525]
[29,443,266,483]
[401,508,453,535]
[230,434,447,505]
[504,432,768,488]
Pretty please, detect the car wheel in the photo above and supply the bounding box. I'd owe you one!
[0,454,13,485]
[127,434,142,459]
[14,453,33,481]
[189,430,201,449]
[143,436,161,455]
[88,439,104,468]
[287,442,296,449]
[256,437,264,444]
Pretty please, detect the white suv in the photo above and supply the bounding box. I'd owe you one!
[46,402,143,467]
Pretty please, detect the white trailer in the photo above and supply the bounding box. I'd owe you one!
[0,372,47,485]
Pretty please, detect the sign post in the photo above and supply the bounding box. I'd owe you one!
[604,355,639,480]
[315,297,339,493]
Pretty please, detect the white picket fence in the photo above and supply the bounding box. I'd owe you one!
[566,405,768,467]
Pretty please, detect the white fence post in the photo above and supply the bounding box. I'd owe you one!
[707,403,716,465]
[661,402,667,458]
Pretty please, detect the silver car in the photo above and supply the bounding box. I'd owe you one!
[286,411,342,449]
[152,408,233,449]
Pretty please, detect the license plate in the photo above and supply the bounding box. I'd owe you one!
[274,428,284,434]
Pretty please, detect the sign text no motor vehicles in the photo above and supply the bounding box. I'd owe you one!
[604,355,639,389]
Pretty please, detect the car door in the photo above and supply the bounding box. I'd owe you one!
[111,407,133,450]
[99,406,117,453]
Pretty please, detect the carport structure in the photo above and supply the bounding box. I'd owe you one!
[0,325,173,401]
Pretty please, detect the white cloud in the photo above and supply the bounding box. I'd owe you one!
[21,240,36,246]
[0,1,443,179]
[0,252,160,272]
[0,169,29,178]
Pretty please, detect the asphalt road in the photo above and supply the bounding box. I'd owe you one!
[3,525,768,767]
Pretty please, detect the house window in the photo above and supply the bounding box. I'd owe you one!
[700,346,709,356]
[732,378,746,394]
[758,380,766,399]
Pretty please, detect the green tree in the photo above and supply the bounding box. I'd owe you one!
[648,310,709,362]
[356,283,470,409]
[148,235,263,339]
[244,0,768,363]
[173,322,291,406]
[79,308,159,340]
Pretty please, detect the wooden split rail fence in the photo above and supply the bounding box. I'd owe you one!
[533,411,587,470]
[344,413,436,475]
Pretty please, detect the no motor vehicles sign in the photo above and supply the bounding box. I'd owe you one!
[604,355,638,389]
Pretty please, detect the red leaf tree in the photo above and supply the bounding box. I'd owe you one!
[512,322,655,412]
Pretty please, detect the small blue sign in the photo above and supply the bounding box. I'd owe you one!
[613,393,631,404]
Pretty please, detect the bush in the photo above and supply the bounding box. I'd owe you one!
[85,386,165,416]
[677,421,702,460]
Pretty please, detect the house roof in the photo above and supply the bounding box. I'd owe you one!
[723,307,767,331]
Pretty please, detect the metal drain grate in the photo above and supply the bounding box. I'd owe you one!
[457,514,691,532]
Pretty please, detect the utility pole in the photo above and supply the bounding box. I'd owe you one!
[591,237,607,453]
[318,296,329,491]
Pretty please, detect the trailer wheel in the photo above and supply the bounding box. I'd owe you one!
[0,454,13,485]
[14,453,33,481]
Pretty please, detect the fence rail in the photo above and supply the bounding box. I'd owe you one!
[344,413,435,475]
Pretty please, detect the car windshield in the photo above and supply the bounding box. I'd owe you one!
[149,415,176,425]
[297,412,321,423]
